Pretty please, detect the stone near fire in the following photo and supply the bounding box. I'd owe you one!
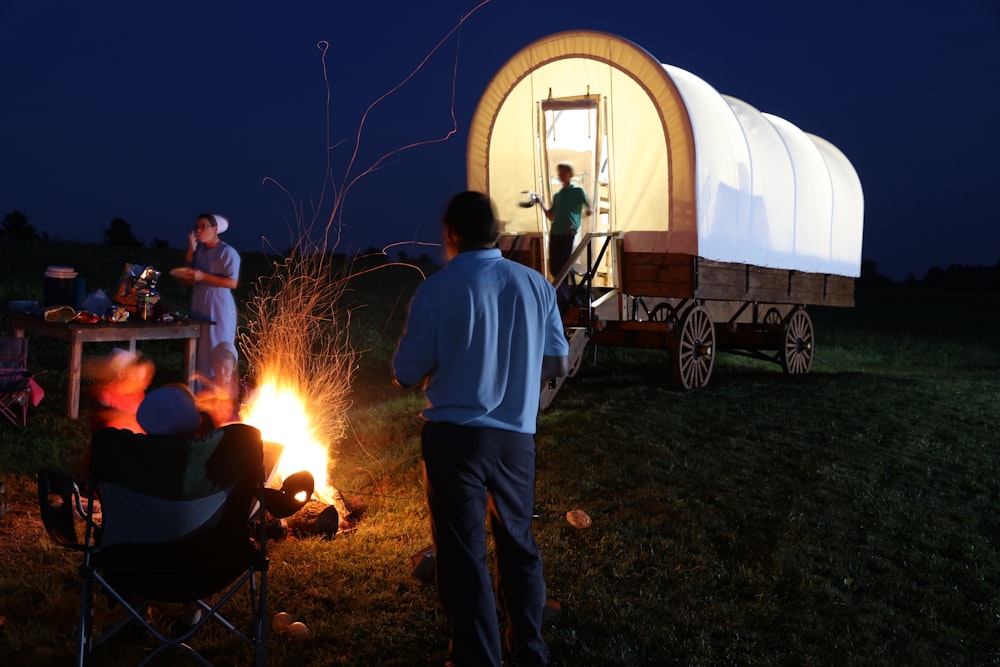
[286,621,310,640]
[285,500,340,539]
[410,544,436,582]
[272,611,293,633]
[566,509,592,529]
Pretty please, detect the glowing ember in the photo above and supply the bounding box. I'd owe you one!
[231,3,492,518]
[238,251,356,512]
[242,378,336,505]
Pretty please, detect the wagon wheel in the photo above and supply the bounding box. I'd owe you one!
[780,307,814,375]
[671,305,715,389]
[762,307,782,325]
[648,302,678,324]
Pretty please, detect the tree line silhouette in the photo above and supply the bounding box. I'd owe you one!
[3,210,997,292]
[2,210,169,249]
[859,259,1000,292]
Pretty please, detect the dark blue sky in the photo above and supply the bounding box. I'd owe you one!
[2,0,998,278]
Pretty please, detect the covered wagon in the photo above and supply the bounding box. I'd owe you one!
[467,31,864,400]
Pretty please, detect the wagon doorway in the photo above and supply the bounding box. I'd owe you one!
[539,96,614,288]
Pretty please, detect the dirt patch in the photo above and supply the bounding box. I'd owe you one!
[0,495,49,569]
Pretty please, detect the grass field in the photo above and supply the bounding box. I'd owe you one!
[1,241,999,666]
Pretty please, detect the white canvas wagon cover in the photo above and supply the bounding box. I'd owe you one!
[468,31,864,277]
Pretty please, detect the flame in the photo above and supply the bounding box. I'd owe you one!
[241,378,335,505]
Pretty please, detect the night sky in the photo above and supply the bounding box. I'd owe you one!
[2,0,998,279]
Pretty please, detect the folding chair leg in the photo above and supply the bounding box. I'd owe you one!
[254,570,268,667]
[77,566,94,667]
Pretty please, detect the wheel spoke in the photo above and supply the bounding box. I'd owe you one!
[672,305,715,389]
[781,308,814,376]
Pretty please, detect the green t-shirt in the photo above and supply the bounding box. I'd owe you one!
[550,185,590,235]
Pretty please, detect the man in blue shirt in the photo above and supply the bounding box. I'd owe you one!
[393,191,569,667]
[543,162,591,310]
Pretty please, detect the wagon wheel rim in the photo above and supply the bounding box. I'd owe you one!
[672,305,715,389]
[648,302,678,324]
[781,308,814,375]
[763,307,782,325]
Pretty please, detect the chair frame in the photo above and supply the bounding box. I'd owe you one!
[0,336,35,426]
[38,426,312,667]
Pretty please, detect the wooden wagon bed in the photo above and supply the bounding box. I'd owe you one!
[620,249,855,308]
[534,233,856,404]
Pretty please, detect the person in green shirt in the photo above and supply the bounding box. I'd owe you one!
[542,162,591,310]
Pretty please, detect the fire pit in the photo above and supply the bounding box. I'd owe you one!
[242,383,358,538]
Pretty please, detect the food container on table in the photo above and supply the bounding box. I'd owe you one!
[43,266,78,307]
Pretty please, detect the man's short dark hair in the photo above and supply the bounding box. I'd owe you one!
[443,191,497,247]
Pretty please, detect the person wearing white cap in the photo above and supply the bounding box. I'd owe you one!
[136,384,213,628]
[184,213,241,382]
[136,385,204,439]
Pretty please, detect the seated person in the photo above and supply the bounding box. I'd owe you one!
[84,349,156,433]
[194,342,240,426]
[137,385,214,439]
[134,384,216,627]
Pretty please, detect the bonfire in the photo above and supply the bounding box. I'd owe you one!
[239,249,356,511]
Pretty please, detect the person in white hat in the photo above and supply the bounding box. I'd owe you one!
[184,213,241,382]
[136,385,204,439]
[135,384,211,628]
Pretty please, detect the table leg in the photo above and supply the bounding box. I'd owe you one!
[127,340,137,354]
[68,340,83,419]
[184,337,197,390]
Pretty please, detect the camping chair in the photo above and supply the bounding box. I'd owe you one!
[38,423,314,667]
[0,336,37,425]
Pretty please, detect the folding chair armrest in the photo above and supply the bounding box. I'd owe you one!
[73,488,87,519]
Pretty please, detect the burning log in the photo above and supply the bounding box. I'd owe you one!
[239,229,358,539]
[281,489,358,539]
[285,500,340,539]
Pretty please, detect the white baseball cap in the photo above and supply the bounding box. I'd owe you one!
[137,386,202,437]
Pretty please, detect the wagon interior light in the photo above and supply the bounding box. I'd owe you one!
[470,31,862,397]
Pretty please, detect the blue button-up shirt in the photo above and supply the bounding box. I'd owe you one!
[392,248,569,434]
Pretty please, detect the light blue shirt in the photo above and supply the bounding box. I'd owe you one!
[393,248,569,434]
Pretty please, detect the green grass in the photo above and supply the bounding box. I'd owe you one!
[2,248,1000,665]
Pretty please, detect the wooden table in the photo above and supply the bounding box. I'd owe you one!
[4,311,204,419]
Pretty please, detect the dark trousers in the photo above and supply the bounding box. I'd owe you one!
[422,421,549,667]
[548,234,575,310]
